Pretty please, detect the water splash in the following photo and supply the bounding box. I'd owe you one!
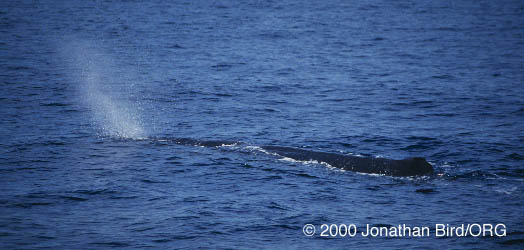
[61,39,146,139]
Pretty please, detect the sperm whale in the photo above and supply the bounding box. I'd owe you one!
[168,138,433,177]
[261,146,433,176]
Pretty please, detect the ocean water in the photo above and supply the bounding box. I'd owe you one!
[1,0,523,249]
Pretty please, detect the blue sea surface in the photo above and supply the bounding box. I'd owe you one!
[1,0,523,249]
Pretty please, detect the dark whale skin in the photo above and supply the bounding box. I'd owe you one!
[172,138,238,147]
[167,137,433,176]
[261,146,433,177]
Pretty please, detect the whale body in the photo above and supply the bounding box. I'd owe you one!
[167,137,433,176]
[172,138,238,147]
[261,146,433,176]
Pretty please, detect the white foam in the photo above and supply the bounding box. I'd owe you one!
[355,172,385,177]
[244,146,279,156]
[495,186,518,195]
[257,150,337,170]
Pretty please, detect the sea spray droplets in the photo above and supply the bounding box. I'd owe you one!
[63,40,146,139]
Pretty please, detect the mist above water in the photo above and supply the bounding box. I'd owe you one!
[61,39,146,139]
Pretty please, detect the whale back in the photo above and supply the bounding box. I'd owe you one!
[261,146,433,176]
